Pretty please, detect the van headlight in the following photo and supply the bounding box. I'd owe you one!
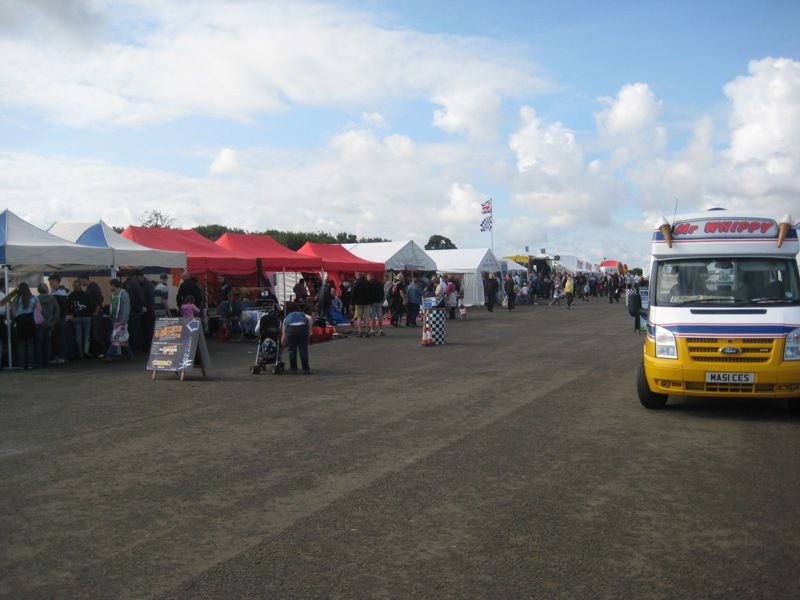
[785,328,800,360]
[655,325,678,359]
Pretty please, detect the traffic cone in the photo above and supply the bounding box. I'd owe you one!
[421,325,433,346]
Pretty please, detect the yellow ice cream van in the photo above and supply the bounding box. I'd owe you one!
[637,209,800,411]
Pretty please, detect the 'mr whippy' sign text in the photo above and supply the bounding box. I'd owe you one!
[672,218,777,239]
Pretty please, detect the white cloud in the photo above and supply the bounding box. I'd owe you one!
[624,58,800,221]
[361,112,387,128]
[438,182,486,223]
[508,106,624,227]
[596,83,662,136]
[725,57,800,165]
[0,0,548,136]
[209,148,241,176]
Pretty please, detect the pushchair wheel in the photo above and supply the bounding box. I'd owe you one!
[250,365,260,375]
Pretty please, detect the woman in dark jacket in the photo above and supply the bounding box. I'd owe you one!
[12,282,38,369]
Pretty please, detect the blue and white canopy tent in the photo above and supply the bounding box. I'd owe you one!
[1,210,115,368]
[48,221,186,270]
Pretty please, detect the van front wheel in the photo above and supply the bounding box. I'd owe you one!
[637,362,668,409]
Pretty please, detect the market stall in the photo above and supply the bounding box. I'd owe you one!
[425,248,501,307]
[215,233,323,305]
[341,240,436,273]
[297,241,384,288]
[1,210,114,368]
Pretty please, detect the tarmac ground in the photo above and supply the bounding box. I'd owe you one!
[2,298,799,599]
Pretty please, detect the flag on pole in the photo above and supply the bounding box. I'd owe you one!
[481,199,492,214]
[480,215,493,232]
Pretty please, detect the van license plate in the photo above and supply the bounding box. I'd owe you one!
[705,372,754,384]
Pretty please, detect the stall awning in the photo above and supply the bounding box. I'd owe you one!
[215,234,322,271]
[121,226,254,275]
[49,221,186,269]
[297,241,384,273]
[0,209,113,271]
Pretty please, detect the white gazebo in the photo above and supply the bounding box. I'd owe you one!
[426,248,500,306]
[341,241,437,273]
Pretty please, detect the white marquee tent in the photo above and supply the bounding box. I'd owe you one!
[499,259,528,273]
[48,221,186,269]
[426,248,500,306]
[342,241,437,272]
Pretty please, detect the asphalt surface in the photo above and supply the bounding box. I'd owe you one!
[2,299,799,599]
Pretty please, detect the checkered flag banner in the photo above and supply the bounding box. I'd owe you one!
[481,199,492,214]
[480,215,493,232]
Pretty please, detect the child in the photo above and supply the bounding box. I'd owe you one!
[180,294,201,319]
[458,303,468,320]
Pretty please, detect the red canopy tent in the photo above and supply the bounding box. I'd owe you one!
[297,241,384,274]
[215,234,322,271]
[121,226,256,277]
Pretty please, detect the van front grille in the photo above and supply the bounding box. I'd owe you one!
[685,338,776,363]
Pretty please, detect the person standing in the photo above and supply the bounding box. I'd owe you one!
[137,271,156,352]
[292,278,308,302]
[549,276,563,307]
[445,277,458,319]
[405,278,422,327]
[68,280,94,358]
[36,283,59,366]
[281,305,314,374]
[485,273,500,312]
[48,274,69,364]
[504,275,517,312]
[106,279,134,361]
[0,277,6,369]
[176,272,204,310]
[366,272,385,336]
[82,276,105,356]
[317,278,333,323]
[153,273,170,318]
[390,273,407,327]
[180,295,201,319]
[12,282,38,369]
[339,277,352,317]
[564,274,575,310]
[122,271,145,353]
[351,272,371,338]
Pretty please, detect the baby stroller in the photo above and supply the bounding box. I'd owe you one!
[250,309,285,375]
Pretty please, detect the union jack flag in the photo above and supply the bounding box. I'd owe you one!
[481,199,492,214]
[480,215,493,232]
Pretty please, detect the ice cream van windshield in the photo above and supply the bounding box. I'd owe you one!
[653,257,800,306]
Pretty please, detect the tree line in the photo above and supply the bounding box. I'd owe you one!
[114,210,457,251]
[110,210,389,250]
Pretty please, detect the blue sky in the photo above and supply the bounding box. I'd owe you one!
[1,0,799,267]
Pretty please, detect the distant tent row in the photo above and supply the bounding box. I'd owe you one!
[4,210,529,299]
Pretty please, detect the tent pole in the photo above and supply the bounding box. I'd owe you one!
[282,268,286,310]
[4,266,11,369]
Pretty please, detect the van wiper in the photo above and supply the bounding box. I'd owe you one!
[675,297,745,306]
[750,297,798,304]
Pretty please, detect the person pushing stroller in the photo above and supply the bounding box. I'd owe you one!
[281,305,315,374]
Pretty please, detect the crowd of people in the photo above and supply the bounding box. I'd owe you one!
[0,265,641,371]
[0,270,174,369]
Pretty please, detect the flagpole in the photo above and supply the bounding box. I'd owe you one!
[489,198,494,257]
